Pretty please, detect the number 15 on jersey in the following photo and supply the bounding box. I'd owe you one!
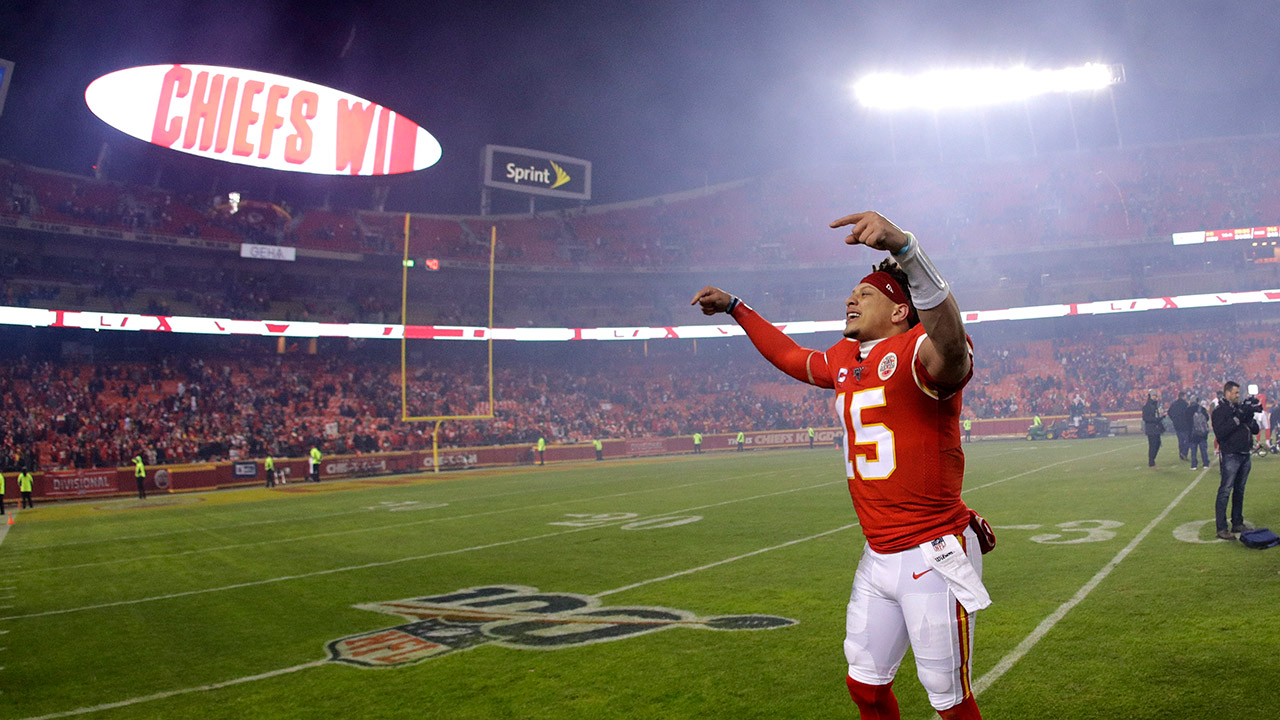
[839,388,897,480]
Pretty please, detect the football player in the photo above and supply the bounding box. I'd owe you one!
[692,212,992,720]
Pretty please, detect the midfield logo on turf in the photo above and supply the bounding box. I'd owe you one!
[327,585,797,668]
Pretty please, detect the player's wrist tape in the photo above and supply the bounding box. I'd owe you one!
[894,232,950,310]
[726,296,741,314]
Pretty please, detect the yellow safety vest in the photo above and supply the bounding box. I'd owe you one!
[18,472,33,492]
[593,440,602,451]
[133,457,146,477]
[264,457,275,471]
[693,433,702,444]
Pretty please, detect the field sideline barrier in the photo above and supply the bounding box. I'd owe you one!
[969,411,1140,438]
[17,417,1138,502]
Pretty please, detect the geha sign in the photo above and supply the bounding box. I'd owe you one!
[85,64,441,176]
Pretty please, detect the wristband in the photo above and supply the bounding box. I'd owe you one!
[894,233,950,310]
[726,296,741,314]
[893,232,916,257]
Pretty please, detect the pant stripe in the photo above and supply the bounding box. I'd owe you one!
[953,532,973,701]
[955,599,972,699]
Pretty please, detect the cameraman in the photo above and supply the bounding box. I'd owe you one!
[1211,381,1260,541]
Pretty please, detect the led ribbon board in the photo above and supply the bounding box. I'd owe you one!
[85,64,441,175]
[1172,225,1280,246]
[4,289,1280,341]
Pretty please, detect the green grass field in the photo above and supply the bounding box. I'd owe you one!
[3,437,1279,719]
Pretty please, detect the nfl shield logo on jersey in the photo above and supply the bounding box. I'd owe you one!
[931,537,947,552]
[853,367,863,381]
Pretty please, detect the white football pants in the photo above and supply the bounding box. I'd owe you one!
[844,526,982,711]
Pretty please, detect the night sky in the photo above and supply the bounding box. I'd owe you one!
[1,1,1278,214]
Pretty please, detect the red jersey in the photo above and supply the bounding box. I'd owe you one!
[731,304,972,553]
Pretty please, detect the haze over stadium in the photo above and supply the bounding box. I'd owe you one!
[1,2,1280,719]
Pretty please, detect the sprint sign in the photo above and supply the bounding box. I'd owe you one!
[85,64,441,176]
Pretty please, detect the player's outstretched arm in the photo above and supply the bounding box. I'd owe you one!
[690,286,834,388]
[829,212,970,386]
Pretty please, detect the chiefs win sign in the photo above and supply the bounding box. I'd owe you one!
[85,64,441,176]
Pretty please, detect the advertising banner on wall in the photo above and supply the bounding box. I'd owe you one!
[240,243,297,261]
[43,468,120,498]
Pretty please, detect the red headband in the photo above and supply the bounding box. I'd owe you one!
[860,271,917,321]
[861,271,910,306]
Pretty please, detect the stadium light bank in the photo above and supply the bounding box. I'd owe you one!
[853,62,1124,111]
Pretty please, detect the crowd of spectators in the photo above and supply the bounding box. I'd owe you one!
[965,326,1278,420]
[0,347,831,471]
[3,321,1276,472]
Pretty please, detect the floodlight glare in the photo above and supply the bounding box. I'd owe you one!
[854,63,1120,111]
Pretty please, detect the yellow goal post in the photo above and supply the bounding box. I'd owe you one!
[399,214,497,471]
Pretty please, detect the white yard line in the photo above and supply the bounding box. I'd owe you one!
[964,442,1139,492]
[13,467,795,575]
[0,478,840,621]
[18,660,329,720]
[961,464,1211,706]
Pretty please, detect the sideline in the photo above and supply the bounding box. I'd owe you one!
[12,446,1093,719]
[0,506,19,549]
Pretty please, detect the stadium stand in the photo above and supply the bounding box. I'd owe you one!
[4,134,1280,472]
[6,134,1280,270]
